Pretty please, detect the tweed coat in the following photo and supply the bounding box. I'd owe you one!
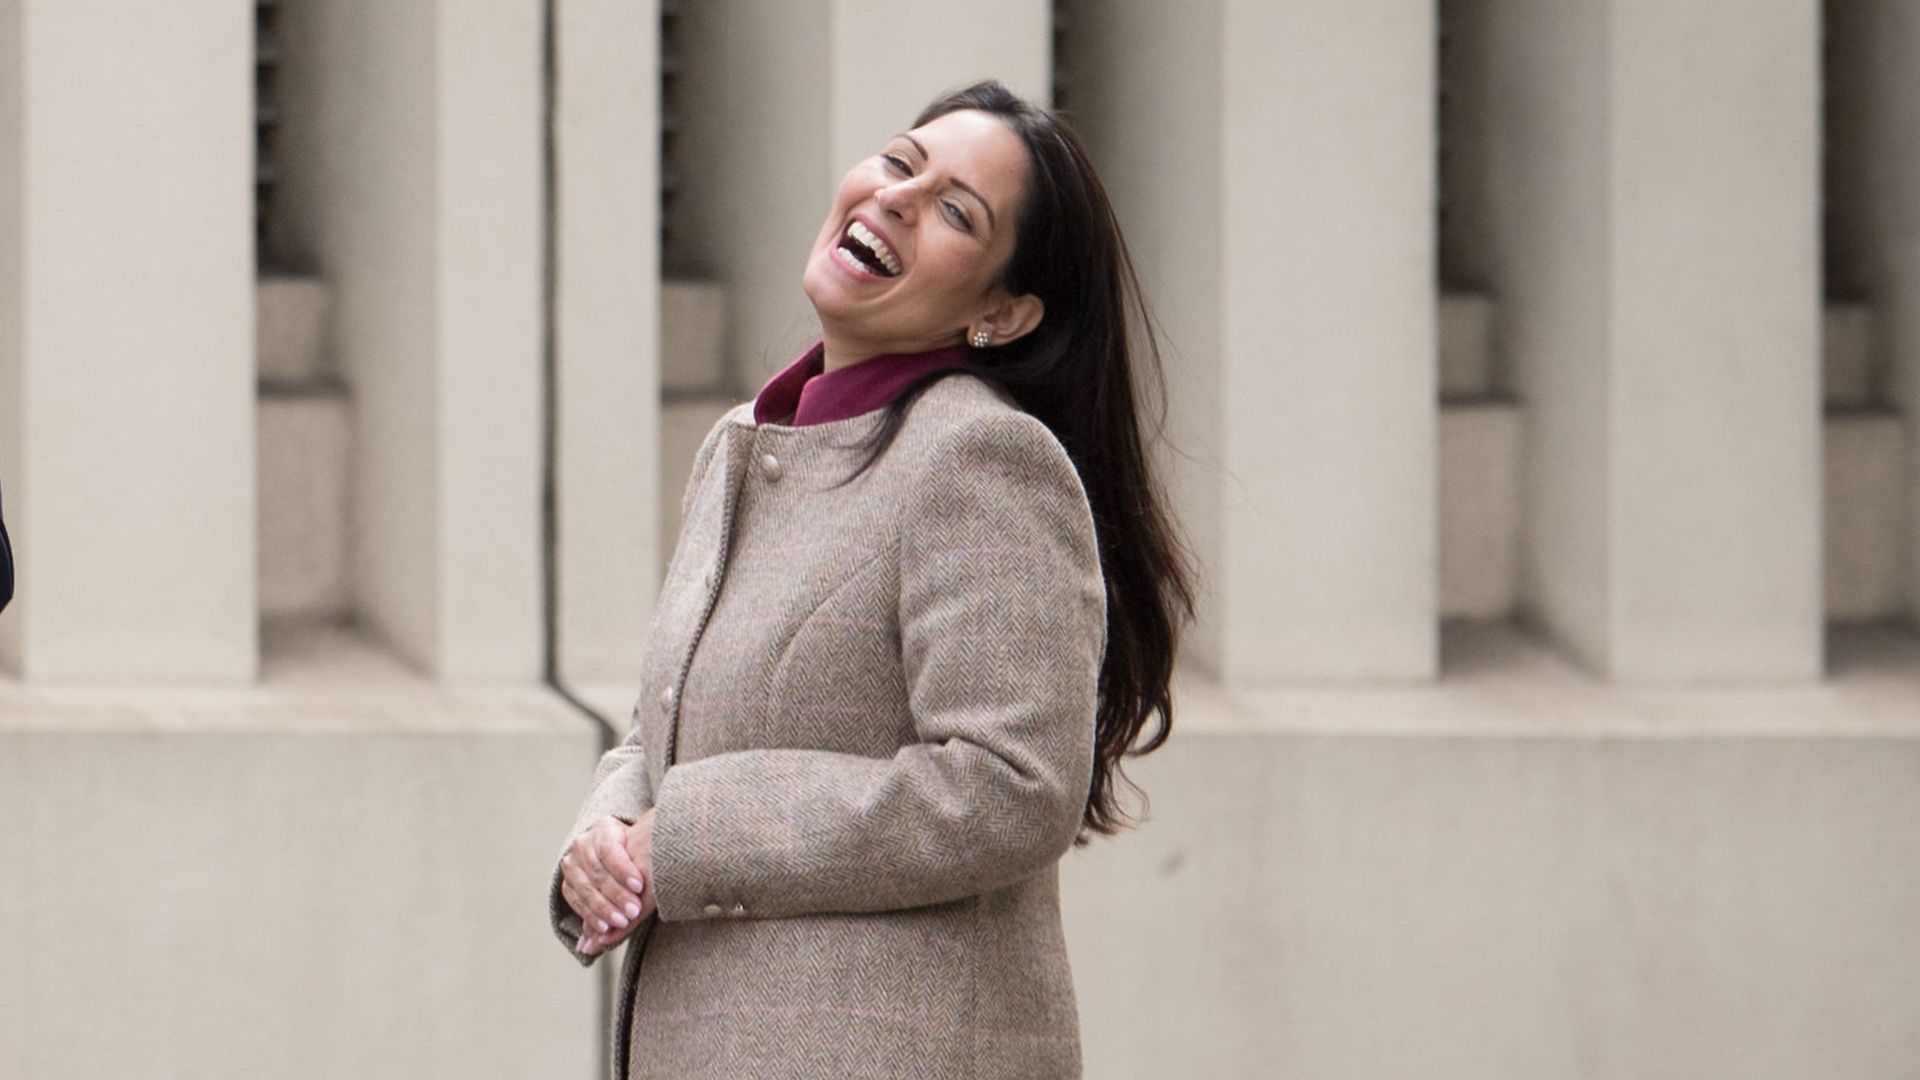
[548,372,1108,1080]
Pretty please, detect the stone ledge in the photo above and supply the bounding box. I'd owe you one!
[0,621,591,734]
[574,622,1920,743]
[1175,621,1920,737]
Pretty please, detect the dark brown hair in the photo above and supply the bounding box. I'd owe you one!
[841,80,1197,839]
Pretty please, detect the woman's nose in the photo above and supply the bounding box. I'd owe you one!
[874,178,923,222]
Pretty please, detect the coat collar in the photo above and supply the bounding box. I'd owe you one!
[752,341,974,427]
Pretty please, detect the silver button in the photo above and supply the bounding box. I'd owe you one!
[729,903,747,918]
[759,453,782,481]
[702,903,723,918]
[658,684,677,710]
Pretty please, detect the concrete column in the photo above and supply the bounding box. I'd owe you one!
[1074,1,1438,684]
[553,0,662,685]
[276,0,544,684]
[668,0,1052,391]
[1475,0,1822,682]
[1829,1,1920,627]
[0,0,255,683]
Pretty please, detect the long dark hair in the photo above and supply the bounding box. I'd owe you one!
[841,80,1196,839]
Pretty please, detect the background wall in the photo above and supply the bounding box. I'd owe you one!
[276,0,544,683]
[1065,725,1920,1080]
[0,0,255,684]
[4,1,1920,1077]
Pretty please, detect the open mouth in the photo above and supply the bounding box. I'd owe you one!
[834,219,902,278]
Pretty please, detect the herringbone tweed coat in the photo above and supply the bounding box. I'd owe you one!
[549,372,1108,1080]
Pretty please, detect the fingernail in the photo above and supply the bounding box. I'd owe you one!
[627,877,644,893]
[596,919,610,933]
[610,911,629,928]
[625,901,641,919]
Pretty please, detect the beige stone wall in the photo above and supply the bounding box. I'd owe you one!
[5,2,1920,1077]
[1838,1,1920,621]
[0,0,256,683]
[1074,0,1438,685]
[552,0,663,686]
[1067,693,1920,1080]
[276,0,545,683]
[0,628,600,1080]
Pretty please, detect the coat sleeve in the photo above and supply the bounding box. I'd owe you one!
[546,406,740,962]
[646,410,1107,921]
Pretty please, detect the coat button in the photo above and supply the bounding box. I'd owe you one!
[702,903,723,917]
[759,453,782,481]
[659,684,676,711]
[729,903,747,918]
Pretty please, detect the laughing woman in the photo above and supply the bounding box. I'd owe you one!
[550,80,1194,1080]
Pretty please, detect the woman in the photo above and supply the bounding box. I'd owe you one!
[551,80,1194,1080]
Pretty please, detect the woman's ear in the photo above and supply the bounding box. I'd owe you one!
[979,290,1045,346]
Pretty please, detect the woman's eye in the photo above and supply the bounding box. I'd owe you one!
[882,153,912,175]
[941,201,974,233]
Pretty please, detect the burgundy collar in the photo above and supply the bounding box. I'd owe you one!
[752,341,974,427]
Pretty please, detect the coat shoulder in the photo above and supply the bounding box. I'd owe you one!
[894,373,1065,465]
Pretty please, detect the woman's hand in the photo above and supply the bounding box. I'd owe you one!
[560,812,649,955]
[563,810,657,957]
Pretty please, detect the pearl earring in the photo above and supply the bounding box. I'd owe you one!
[970,329,990,349]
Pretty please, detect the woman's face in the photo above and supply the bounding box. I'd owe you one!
[802,109,1039,361]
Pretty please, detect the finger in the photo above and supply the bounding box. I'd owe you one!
[591,831,644,924]
[596,827,647,896]
[560,880,610,938]
[577,834,634,925]
[561,843,603,897]
[561,854,615,932]
[577,853,631,932]
[563,846,622,933]
[624,817,655,901]
[599,918,639,952]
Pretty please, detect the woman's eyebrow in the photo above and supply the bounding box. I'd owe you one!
[900,133,998,232]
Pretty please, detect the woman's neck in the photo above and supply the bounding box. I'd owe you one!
[819,331,963,374]
[818,338,876,375]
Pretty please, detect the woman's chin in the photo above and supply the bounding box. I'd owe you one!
[802,261,870,321]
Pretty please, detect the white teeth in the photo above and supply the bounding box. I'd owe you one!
[847,220,901,275]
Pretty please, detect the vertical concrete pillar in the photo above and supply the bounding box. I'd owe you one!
[0,0,22,672]
[276,0,544,683]
[0,0,255,683]
[1832,0,1920,626]
[1480,0,1822,682]
[553,0,661,685]
[1074,0,1438,684]
[669,0,1052,391]
[436,3,546,684]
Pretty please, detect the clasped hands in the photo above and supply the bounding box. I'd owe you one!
[559,808,656,958]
